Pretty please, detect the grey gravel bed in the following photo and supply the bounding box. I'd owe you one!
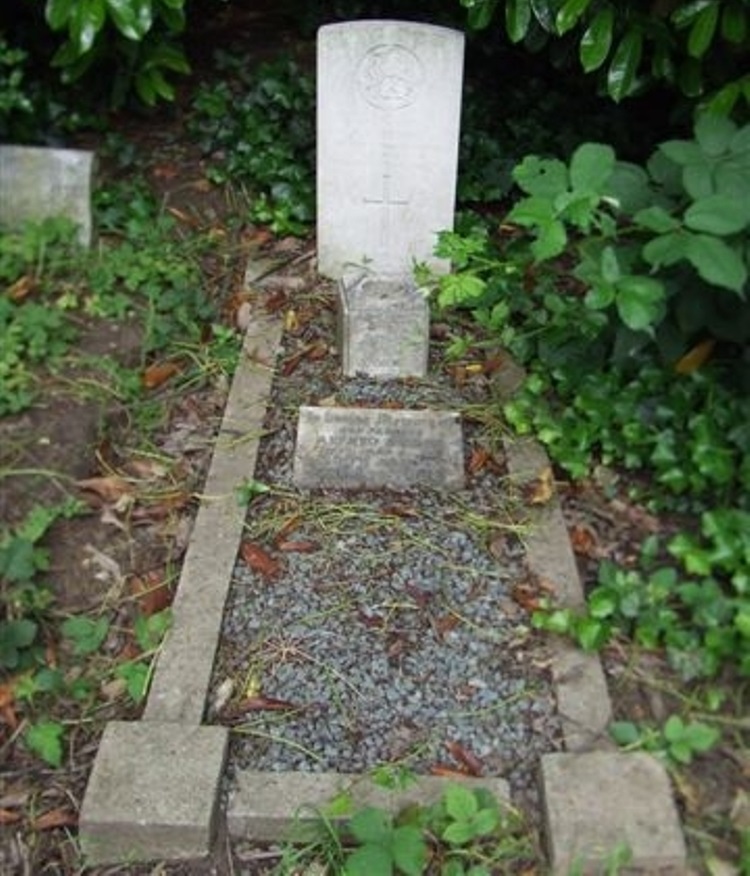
[211,289,562,798]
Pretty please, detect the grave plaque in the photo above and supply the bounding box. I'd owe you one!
[0,146,95,246]
[293,406,465,490]
[317,21,464,279]
[339,274,429,378]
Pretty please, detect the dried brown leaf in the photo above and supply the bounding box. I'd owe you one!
[31,808,78,831]
[7,274,36,302]
[75,476,133,504]
[129,570,173,616]
[142,361,181,389]
[276,539,320,554]
[240,541,281,579]
[0,809,22,825]
[522,466,555,505]
[445,740,483,776]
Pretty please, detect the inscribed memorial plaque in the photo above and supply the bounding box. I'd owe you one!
[293,406,464,489]
[317,21,464,279]
[339,275,429,378]
[0,146,95,246]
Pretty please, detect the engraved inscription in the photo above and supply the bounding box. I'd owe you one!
[356,44,424,110]
[293,407,464,490]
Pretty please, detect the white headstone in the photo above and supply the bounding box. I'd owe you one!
[0,146,95,246]
[317,21,464,279]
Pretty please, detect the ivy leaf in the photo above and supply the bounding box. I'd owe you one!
[607,30,643,102]
[615,275,665,331]
[684,233,748,292]
[61,616,110,656]
[684,194,750,235]
[505,0,532,42]
[580,5,614,72]
[25,720,65,767]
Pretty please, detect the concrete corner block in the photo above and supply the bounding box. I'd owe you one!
[228,771,511,842]
[80,721,228,865]
[541,752,686,874]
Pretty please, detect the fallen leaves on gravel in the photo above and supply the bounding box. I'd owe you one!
[240,541,281,579]
[276,539,320,554]
[445,740,484,776]
[281,340,328,376]
[31,809,78,831]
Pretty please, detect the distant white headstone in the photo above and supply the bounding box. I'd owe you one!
[317,21,464,279]
[0,146,95,246]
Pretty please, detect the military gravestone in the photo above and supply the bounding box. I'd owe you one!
[0,146,95,246]
[294,20,466,490]
[317,21,464,278]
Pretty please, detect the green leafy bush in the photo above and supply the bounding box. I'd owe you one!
[460,0,750,111]
[0,37,34,139]
[506,112,750,356]
[44,0,190,106]
[189,57,316,236]
[533,508,750,678]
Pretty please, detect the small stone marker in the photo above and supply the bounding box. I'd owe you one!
[0,146,95,246]
[317,20,464,278]
[339,274,429,378]
[293,406,464,489]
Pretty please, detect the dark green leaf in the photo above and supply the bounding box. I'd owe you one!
[695,112,737,155]
[530,0,556,33]
[556,0,592,35]
[634,205,681,233]
[61,616,110,656]
[671,0,715,28]
[45,0,74,29]
[349,807,391,845]
[684,194,750,235]
[570,142,616,193]
[721,2,748,43]
[531,220,567,261]
[345,844,392,876]
[580,5,614,72]
[616,275,665,331]
[25,721,64,767]
[512,155,568,197]
[609,720,641,746]
[687,2,719,58]
[445,784,478,821]
[607,30,643,102]
[467,0,499,29]
[684,233,748,292]
[506,0,532,42]
[392,826,428,876]
[70,0,106,54]
[642,232,688,268]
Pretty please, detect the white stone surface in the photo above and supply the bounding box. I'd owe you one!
[339,274,429,378]
[0,146,95,246]
[317,20,464,278]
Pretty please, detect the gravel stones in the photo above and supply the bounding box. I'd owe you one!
[211,290,562,799]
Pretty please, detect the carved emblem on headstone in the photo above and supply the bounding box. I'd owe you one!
[356,44,424,110]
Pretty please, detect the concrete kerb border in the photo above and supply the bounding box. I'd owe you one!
[78,260,687,870]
